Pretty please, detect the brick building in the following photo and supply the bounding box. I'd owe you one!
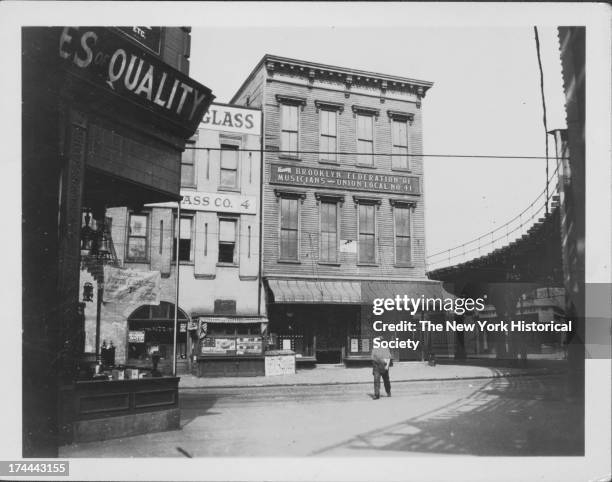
[231,55,447,364]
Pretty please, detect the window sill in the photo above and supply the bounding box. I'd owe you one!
[355,163,376,169]
[278,155,301,162]
[217,186,241,193]
[357,262,379,267]
[394,263,415,268]
[318,261,341,266]
[319,159,339,165]
[390,168,412,173]
[181,183,197,189]
[125,258,149,264]
[216,262,239,268]
[171,260,194,265]
[277,259,301,264]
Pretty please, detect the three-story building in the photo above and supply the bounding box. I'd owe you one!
[231,55,446,364]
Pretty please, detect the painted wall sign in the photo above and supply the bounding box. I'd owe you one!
[116,27,162,55]
[270,164,420,195]
[103,266,161,305]
[57,27,214,136]
[146,190,257,214]
[201,103,262,135]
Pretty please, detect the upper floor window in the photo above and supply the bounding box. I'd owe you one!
[394,205,412,265]
[358,203,376,264]
[181,134,197,187]
[320,200,339,263]
[280,197,299,261]
[218,218,238,264]
[173,215,193,262]
[319,109,337,163]
[280,104,299,156]
[127,213,148,261]
[220,145,239,189]
[356,114,374,166]
[391,119,409,170]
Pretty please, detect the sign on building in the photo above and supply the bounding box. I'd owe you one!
[146,190,257,214]
[201,104,261,135]
[270,163,421,195]
[103,266,161,305]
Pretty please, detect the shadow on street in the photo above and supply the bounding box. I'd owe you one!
[313,374,584,456]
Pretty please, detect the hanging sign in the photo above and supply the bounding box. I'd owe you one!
[57,27,214,136]
[103,267,161,305]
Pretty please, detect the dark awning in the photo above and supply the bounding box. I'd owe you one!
[267,279,362,304]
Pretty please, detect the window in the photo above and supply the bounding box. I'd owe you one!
[220,145,239,189]
[394,206,411,264]
[127,213,148,261]
[173,215,192,262]
[358,204,376,263]
[319,109,337,163]
[181,135,197,187]
[391,119,409,170]
[218,218,237,264]
[280,197,299,260]
[356,114,374,166]
[280,104,299,156]
[320,201,338,262]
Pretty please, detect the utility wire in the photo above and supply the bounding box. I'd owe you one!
[534,26,550,214]
[184,146,565,160]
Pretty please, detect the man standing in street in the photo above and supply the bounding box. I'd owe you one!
[371,345,392,399]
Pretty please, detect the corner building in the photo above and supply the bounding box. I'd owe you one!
[231,55,446,364]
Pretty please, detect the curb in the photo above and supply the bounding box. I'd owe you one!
[178,368,565,390]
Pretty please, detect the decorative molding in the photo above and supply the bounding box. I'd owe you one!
[387,110,415,125]
[308,69,315,89]
[416,86,424,109]
[274,188,307,203]
[352,195,382,208]
[389,198,417,209]
[314,100,344,114]
[275,94,307,111]
[266,61,275,77]
[351,105,380,119]
[314,192,345,205]
[344,75,353,98]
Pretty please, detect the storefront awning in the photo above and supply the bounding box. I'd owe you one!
[196,316,268,324]
[267,279,362,304]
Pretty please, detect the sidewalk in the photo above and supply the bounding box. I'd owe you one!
[179,360,566,389]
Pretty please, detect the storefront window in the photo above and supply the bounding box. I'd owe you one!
[127,302,188,363]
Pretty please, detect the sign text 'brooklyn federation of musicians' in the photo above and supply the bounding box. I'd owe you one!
[270,163,421,195]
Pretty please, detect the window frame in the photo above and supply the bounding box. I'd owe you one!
[126,212,150,262]
[316,101,343,164]
[275,190,305,263]
[276,94,306,160]
[317,194,343,264]
[219,141,240,191]
[354,196,381,265]
[181,133,198,188]
[172,213,194,264]
[387,111,414,171]
[217,216,239,266]
[391,201,414,267]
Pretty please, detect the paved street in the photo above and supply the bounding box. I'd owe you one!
[60,373,583,458]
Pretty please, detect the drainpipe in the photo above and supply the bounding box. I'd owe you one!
[172,202,181,377]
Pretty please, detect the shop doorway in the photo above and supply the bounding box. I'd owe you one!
[127,302,189,374]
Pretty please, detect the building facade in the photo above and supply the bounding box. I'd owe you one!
[23,27,212,454]
[97,103,265,376]
[231,55,446,364]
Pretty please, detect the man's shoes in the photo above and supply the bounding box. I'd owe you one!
[387,392,391,397]
[373,395,380,400]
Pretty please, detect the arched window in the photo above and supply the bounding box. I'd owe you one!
[127,302,189,362]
